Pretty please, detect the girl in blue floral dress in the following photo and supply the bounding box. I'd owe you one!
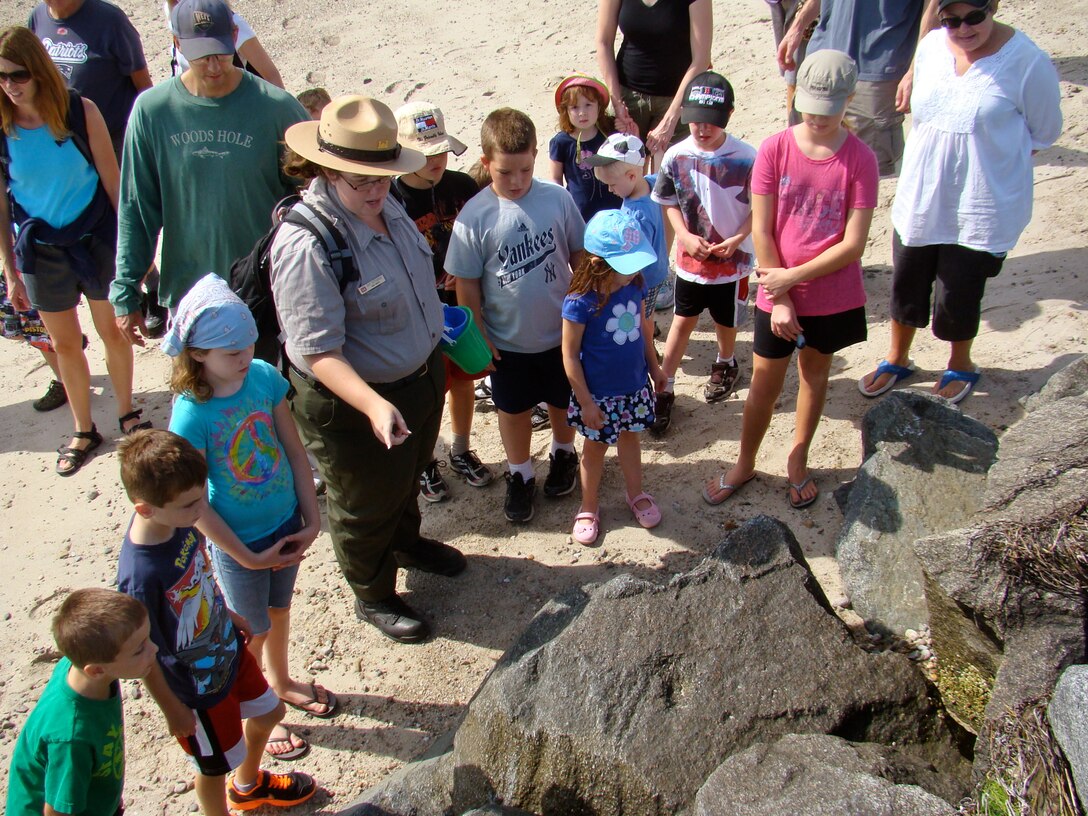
[561,210,667,545]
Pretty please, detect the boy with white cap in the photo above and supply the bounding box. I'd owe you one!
[392,102,493,501]
[585,133,669,332]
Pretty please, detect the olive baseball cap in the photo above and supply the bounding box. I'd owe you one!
[794,50,858,116]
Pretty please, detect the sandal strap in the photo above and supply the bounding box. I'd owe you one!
[72,424,100,441]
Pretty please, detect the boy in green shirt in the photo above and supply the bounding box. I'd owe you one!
[6,588,156,816]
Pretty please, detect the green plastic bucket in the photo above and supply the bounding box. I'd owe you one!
[440,305,492,376]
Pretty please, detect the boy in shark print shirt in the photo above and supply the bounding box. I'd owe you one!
[651,71,756,430]
[116,430,316,815]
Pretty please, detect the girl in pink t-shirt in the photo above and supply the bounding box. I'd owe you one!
[702,50,878,510]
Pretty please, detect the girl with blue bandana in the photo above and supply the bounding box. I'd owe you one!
[162,273,337,762]
[561,210,667,546]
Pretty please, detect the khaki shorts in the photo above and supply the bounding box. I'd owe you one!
[845,79,905,176]
[621,86,690,150]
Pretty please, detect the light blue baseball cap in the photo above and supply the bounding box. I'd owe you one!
[584,209,657,276]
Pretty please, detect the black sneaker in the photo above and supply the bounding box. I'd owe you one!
[33,379,68,412]
[448,449,494,487]
[227,768,317,810]
[354,594,430,643]
[543,449,579,498]
[419,460,450,503]
[650,391,675,437]
[142,290,168,341]
[530,404,551,431]
[705,360,740,403]
[504,472,536,522]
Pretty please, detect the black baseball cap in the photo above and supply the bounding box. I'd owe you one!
[680,71,735,128]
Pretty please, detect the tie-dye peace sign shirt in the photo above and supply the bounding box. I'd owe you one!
[169,359,297,544]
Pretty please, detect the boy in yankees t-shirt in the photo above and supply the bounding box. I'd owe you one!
[446,108,585,524]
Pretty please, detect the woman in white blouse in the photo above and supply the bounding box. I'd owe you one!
[859,0,1061,404]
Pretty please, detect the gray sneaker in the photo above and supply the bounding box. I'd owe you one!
[704,360,740,403]
[448,450,494,487]
[419,460,450,503]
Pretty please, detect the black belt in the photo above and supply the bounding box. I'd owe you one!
[289,359,430,397]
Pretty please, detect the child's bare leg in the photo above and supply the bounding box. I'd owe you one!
[547,404,576,445]
[448,377,476,438]
[40,347,61,379]
[705,354,790,502]
[234,701,285,788]
[194,772,230,816]
[714,324,738,360]
[578,439,607,514]
[660,314,699,379]
[862,319,917,393]
[616,431,647,505]
[497,409,532,468]
[788,347,834,505]
[87,297,135,419]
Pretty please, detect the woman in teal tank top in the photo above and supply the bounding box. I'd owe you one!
[0,26,142,476]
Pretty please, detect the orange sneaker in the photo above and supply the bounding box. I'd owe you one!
[227,769,317,810]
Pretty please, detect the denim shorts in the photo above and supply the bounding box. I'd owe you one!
[209,509,302,636]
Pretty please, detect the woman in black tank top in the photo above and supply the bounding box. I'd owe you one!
[595,0,713,158]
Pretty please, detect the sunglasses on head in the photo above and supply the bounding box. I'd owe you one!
[0,69,32,84]
[938,5,989,28]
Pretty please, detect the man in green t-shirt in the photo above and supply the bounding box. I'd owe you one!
[110,0,306,346]
[7,588,156,816]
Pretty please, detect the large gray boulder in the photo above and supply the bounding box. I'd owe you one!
[1019,355,1088,413]
[1048,665,1088,812]
[340,746,456,816]
[914,376,1088,771]
[837,392,998,634]
[448,516,963,816]
[693,734,958,816]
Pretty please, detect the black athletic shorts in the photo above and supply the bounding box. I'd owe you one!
[753,305,867,359]
[673,275,749,327]
[489,346,572,414]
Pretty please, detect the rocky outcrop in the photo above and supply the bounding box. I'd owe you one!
[1048,665,1088,812]
[913,357,1088,774]
[693,734,958,816]
[836,392,998,634]
[447,516,963,816]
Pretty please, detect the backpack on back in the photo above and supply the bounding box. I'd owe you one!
[229,195,358,364]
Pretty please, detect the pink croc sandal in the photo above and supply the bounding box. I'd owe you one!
[626,492,662,529]
[572,511,599,545]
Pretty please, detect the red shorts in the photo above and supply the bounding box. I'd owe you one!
[178,649,279,776]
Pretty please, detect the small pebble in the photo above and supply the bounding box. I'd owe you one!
[172,780,189,794]
[904,628,919,642]
[87,490,100,501]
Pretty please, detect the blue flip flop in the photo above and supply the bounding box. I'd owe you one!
[858,360,916,397]
[936,368,980,405]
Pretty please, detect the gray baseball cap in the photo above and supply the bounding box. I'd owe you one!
[171,0,235,62]
[794,50,858,117]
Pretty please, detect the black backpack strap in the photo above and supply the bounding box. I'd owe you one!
[0,128,9,188]
[63,89,94,169]
[283,202,358,292]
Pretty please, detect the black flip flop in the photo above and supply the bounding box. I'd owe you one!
[281,683,339,719]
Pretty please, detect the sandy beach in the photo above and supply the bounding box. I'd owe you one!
[0,0,1086,811]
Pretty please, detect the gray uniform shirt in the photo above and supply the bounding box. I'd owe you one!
[270,177,443,383]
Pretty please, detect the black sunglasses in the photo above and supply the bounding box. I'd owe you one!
[0,69,32,84]
[938,6,989,29]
